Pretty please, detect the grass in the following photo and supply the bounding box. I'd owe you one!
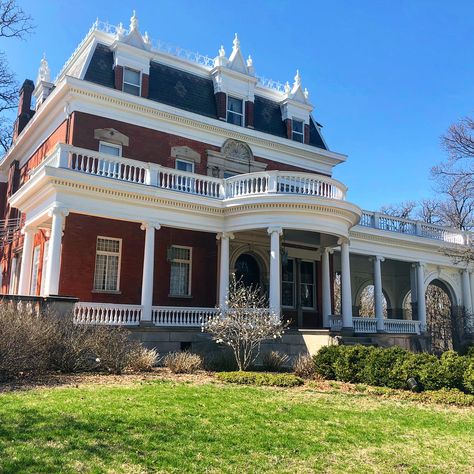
[0,379,473,473]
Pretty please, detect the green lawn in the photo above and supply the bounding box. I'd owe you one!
[0,379,473,473]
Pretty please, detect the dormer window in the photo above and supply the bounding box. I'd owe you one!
[123,67,141,96]
[227,96,244,126]
[292,119,304,143]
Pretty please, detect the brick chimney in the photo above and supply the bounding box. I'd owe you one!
[13,79,35,141]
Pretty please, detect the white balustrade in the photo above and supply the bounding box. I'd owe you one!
[353,317,378,333]
[384,319,420,334]
[225,173,269,198]
[157,168,222,198]
[329,315,343,331]
[276,173,346,200]
[74,302,142,325]
[152,306,218,327]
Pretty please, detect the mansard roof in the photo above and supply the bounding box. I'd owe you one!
[84,43,327,150]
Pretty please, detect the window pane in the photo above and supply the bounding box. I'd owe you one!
[97,238,120,253]
[227,112,242,126]
[99,143,120,156]
[123,82,140,96]
[300,284,314,308]
[292,133,304,143]
[105,255,119,291]
[94,254,107,290]
[300,261,314,284]
[170,261,190,296]
[124,68,140,86]
[30,246,41,295]
[282,282,294,307]
[292,119,303,133]
[228,97,243,113]
[176,160,194,173]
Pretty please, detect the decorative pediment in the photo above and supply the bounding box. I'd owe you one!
[115,11,151,51]
[227,34,248,74]
[222,139,253,163]
[94,128,130,147]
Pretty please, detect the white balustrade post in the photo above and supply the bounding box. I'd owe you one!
[44,206,69,296]
[57,144,70,168]
[140,222,160,322]
[321,247,332,328]
[145,163,160,186]
[461,269,472,320]
[340,241,353,329]
[416,263,426,332]
[217,232,234,308]
[268,172,278,193]
[268,227,283,316]
[18,225,36,295]
[373,255,385,331]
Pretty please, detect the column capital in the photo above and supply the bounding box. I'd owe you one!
[267,226,283,236]
[48,205,69,219]
[369,255,385,263]
[337,237,350,246]
[216,231,235,241]
[413,261,425,269]
[21,225,37,235]
[140,221,161,231]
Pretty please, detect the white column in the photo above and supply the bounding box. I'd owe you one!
[321,248,332,328]
[461,269,472,316]
[44,206,69,296]
[416,263,426,332]
[340,241,353,328]
[217,232,234,308]
[373,255,385,331]
[268,226,283,316]
[470,272,474,315]
[18,225,36,295]
[140,222,160,322]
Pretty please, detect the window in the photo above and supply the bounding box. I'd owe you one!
[29,246,41,295]
[223,171,237,179]
[300,261,315,309]
[227,96,244,126]
[123,67,141,96]
[93,237,121,292]
[99,141,121,156]
[9,254,20,294]
[175,159,194,173]
[282,258,295,307]
[40,241,49,295]
[169,245,192,297]
[292,119,304,143]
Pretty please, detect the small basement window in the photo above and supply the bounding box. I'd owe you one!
[292,119,304,143]
[123,67,141,96]
[227,96,244,126]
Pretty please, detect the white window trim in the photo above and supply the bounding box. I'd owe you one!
[300,259,316,310]
[282,257,296,309]
[226,95,245,127]
[99,141,122,157]
[93,236,122,293]
[123,67,142,96]
[292,118,304,142]
[175,159,195,173]
[169,245,192,297]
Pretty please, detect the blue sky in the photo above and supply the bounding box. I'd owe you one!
[4,0,474,210]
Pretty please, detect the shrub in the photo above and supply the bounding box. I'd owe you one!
[293,354,315,379]
[418,388,474,407]
[127,347,159,372]
[439,351,468,390]
[391,352,444,391]
[202,350,238,372]
[313,345,340,379]
[464,359,474,394]
[262,351,289,372]
[333,345,374,383]
[361,346,408,389]
[164,351,203,374]
[216,371,303,387]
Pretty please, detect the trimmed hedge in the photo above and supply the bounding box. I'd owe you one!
[313,345,474,394]
[216,371,304,387]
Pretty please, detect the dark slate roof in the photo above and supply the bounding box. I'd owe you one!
[253,96,287,139]
[308,117,327,149]
[83,44,327,150]
[148,62,216,118]
[83,43,114,88]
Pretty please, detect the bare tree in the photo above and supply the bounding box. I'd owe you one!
[0,1,34,154]
[379,200,417,219]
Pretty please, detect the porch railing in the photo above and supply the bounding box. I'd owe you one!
[152,306,218,327]
[359,210,468,245]
[329,315,420,335]
[353,317,378,333]
[74,302,142,325]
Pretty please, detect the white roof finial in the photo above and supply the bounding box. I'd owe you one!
[304,87,309,100]
[36,53,51,85]
[294,69,301,87]
[284,81,291,94]
[143,31,151,46]
[246,55,253,67]
[219,44,226,57]
[233,33,240,51]
[130,10,138,31]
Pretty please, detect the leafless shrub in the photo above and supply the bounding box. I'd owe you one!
[163,351,203,374]
[262,350,289,372]
[201,350,238,372]
[127,347,159,372]
[293,354,315,379]
[203,276,289,371]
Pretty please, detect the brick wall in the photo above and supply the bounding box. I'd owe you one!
[59,213,217,307]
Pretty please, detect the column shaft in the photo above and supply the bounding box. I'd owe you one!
[373,256,384,331]
[321,248,331,328]
[416,263,426,331]
[218,232,233,307]
[340,242,353,328]
[268,227,282,316]
[461,269,472,315]
[18,226,36,295]
[141,223,159,322]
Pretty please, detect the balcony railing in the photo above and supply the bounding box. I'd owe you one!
[39,144,347,202]
[329,315,421,335]
[359,210,468,245]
